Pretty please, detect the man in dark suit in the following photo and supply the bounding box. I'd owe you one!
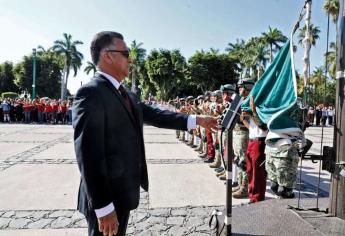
[73,31,218,236]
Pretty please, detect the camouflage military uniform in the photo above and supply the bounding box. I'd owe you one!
[233,123,249,189]
[265,145,299,189]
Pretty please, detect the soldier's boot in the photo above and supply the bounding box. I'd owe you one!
[219,172,226,180]
[198,151,207,158]
[214,167,224,173]
[194,140,203,152]
[198,142,207,154]
[270,181,279,195]
[277,186,295,199]
[232,174,241,192]
[188,136,195,147]
[232,182,248,199]
[179,132,184,141]
[232,184,240,192]
[209,152,221,168]
[176,130,180,139]
[216,170,225,177]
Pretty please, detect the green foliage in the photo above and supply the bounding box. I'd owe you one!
[261,26,287,62]
[145,49,188,100]
[225,28,286,80]
[129,40,146,93]
[324,0,340,23]
[325,42,336,80]
[52,33,84,99]
[298,67,336,106]
[1,92,18,99]
[187,50,238,93]
[298,24,321,47]
[137,64,156,100]
[0,62,18,94]
[13,51,62,98]
[84,61,97,75]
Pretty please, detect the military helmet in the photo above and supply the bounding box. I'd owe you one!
[212,90,222,97]
[179,97,186,102]
[186,96,194,101]
[204,91,212,96]
[196,95,205,100]
[220,84,236,93]
[237,78,255,90]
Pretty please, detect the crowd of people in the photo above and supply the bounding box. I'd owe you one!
[0,97,73,124]
[169,78,301,203]
[307,105,335,126]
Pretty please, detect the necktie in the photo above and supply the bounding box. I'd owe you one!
[118,85,133,114]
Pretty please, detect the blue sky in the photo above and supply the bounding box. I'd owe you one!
[0,0,336,94]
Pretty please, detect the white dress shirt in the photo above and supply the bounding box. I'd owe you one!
[94,71,196,218]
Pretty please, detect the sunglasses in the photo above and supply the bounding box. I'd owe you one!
[105,49,130,59]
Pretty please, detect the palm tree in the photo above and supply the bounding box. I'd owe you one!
[84,61,97,75]
[324,0,340,25]
[36,45,48,54]
[226,39,246,77]
[242,37,269,79]
[298,24,321,47]
[261,26,288,62]
[324,0,340,74]
[325,42,337,80]
[209,48,219,55]
[252,44,270,79]
[310,67,326,90]
[129,40,146,93]
[52,33,83,99]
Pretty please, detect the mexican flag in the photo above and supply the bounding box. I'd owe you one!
[241,40,304,149]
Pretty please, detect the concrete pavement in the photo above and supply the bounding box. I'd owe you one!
[0,124,338,235]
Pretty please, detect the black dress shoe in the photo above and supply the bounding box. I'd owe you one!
[232,181,239,188]
[204,158,214,163]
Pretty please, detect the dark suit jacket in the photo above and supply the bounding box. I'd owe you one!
[73,73,188,216]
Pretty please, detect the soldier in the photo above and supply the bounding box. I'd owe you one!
[216,84,236,180]
[200,91,215,162]
[177,98,187,141]
[232,78,255,198]
[208,90,223,167]
[174,98,181,139]
[192,95,205,151]
[198,92,212,158]
[265,101,304,199]
[242,95,268,203]
[185,96,194,145]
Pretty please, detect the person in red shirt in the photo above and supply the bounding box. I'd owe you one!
[44,100,52,123]
[51,100,59,124]
[23,100,33,124]
[57,101,67,124]
[36,99,45,124]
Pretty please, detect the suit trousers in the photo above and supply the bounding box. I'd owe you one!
[86,208,130,236]
[246,139,267,202]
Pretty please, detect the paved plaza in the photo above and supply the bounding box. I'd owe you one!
[0,124,334,235]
